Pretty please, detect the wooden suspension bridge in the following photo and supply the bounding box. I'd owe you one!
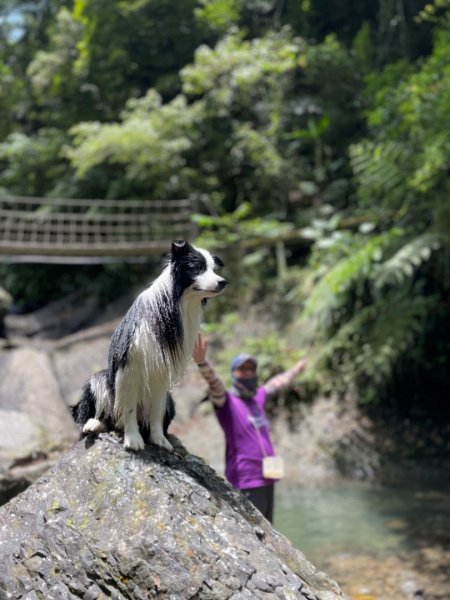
[0,195,197,264]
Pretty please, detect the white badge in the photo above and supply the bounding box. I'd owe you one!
[262,455,284,479]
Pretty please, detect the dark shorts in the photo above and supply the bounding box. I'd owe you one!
[241,484,274,523]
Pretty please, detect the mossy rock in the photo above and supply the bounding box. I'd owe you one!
[0,433,343,599]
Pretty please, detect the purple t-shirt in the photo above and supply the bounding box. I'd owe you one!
[214,386,276,489]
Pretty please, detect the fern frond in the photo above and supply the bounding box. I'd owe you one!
[373,232,442,289]
[350,141,410,208]
[317,288,436,396]
[301,233,394,326]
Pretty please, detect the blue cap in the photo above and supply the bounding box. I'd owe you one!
[231,354,258,371]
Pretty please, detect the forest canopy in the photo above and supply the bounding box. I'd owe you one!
[0,0,449,414]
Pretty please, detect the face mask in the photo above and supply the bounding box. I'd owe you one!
[232,375,258,396]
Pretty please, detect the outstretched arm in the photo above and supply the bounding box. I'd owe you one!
[193,333,227,408]
[264,358,307,396]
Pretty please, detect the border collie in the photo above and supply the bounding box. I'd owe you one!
[73,241,226,451]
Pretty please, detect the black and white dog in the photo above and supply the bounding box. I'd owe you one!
[73,241,226,451]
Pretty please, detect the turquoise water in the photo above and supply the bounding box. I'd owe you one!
[273,479,450,567]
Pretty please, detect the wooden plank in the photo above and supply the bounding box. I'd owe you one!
[0,221,190,237]
[0,255,161,265]
[0,196,191,209]
[0,209,191,223]
[0,240,188,257]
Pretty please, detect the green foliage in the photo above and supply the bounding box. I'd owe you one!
[349,142,408,210]
[373,233,442,288]
[195,0,241,33]
[27,8,84,97]
[64,29,359,212]
[194,202,293,247]
[63,30,304,204]
[66,91,204,198]
[0,129,70,196]
[1,0,216,134]
[352,22,374,70]
[0,60,23,138]
[319,288,436,402]
[416,0,450,25]
[294,23,450,405]
[0,0,448,418]
[0,262,144,310]
[302,232,395,324]
[360,27,450,202]
[68,0,214,112]
[295,224,447,403]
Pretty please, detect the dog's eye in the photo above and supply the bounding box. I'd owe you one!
[213,255,224,269]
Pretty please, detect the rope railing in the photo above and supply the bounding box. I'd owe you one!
[0,195,196,263]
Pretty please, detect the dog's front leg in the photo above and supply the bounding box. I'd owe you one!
[149,393,173,451]
[115,368,145,451]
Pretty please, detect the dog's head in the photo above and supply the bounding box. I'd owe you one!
[170,240,227,300]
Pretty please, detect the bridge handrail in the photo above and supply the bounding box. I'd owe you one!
[0,195,196,262]
[0,195,191,209]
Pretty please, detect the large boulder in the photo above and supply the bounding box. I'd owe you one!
[0,434,343,600]
[0,347,79,504]
[51,325,113,407]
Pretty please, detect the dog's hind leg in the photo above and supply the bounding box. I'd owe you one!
[115,367,145,451]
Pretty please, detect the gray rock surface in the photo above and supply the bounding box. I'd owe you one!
[0,347,78,504]
[0,286,12,311]
[0,286,12,338]
[0,434,343,600]
[51,330,112,407]
[5,292,100,340]
[0,286,12,315]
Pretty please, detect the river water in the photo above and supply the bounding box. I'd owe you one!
[274,479,450,600]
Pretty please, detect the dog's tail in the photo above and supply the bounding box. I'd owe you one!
[72,380,97,426]
[72,369,111,427]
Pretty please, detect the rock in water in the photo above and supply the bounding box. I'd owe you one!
[0,434,343,600]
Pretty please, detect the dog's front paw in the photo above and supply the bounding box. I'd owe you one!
[151,434,173,451]
[124,431,145,451]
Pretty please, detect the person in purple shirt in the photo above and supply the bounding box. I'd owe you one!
[193,333,307,523]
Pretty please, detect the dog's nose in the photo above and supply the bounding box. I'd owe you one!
[217,279,227,290]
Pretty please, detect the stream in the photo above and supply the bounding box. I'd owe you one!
[274,479,450,600]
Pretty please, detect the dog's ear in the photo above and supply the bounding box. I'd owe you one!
[171,240,191,258]
[213,255,224,268]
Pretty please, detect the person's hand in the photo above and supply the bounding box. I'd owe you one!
[193,333,208,364]
[294,357,308,375]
